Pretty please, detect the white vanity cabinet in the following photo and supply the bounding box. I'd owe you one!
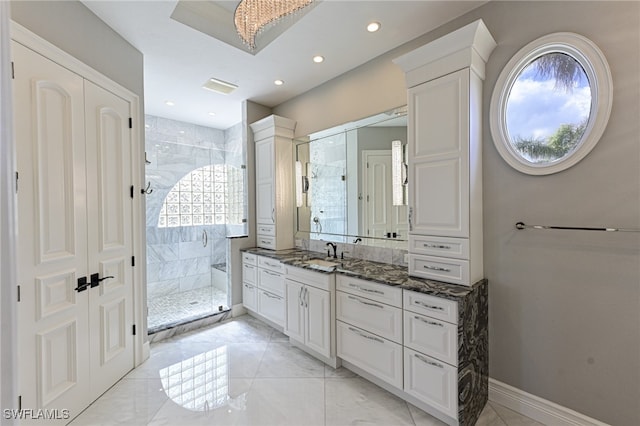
[403,291,459,419]
[336,276,404,389]
[284,265,336,364]
[242,253,286,328]
[250,115,296,250]
[393,20,496,286]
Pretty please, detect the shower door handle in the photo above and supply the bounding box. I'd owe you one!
[202,229,208,248]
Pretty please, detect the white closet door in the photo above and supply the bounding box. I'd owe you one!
[13,41,91,422]
[84,80,135,398]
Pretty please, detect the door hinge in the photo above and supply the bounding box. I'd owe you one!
[17,285,20,302]
[128,117,133,129]
[131,256,135,267]
[240,165,246,169]
[130,185,134,199]
[15,172,18,193]
[11,61,14,79]
[132,324,136,335]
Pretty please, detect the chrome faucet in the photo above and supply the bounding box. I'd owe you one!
[326,242,337,259]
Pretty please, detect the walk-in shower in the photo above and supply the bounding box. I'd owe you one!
[144,115,245,333]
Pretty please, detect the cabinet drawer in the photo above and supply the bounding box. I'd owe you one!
[409,235,469,260]
[404,347,457,419]
[337,321,403,389]
[403,291,458,325]
[258,268,284,296]
[243,263,257,285]
[408,254,469,286]
[258,256,283,273]
[336,275,402,308]
[257,289,285,327]
[242,283,257,312]
[404,311,457,366]
[257,236,276,250]
[336,291,402,344]
[257,224,276,236]
[242,252,257,265]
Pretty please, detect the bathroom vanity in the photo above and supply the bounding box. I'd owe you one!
[241,247,487,426]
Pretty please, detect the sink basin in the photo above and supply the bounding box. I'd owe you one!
[304,258,340,267]
[303,258,340,272]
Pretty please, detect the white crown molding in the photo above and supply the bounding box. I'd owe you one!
[393,19,496,86]
[489,378,610,426]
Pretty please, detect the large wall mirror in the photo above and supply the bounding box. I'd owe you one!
[295,106,408,249]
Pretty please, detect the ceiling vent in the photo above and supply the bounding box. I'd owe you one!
[202,77,238,95]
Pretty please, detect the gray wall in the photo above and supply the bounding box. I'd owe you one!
[275,2,640,424]
[10,0,143,98]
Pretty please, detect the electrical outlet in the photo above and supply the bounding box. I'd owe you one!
[403,254,409,264]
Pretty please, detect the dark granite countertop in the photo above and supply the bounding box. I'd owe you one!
[241,247,484,302]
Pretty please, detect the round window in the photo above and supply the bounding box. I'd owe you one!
[490,33,612,175]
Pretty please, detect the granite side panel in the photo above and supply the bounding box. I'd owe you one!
[457,279,489,426]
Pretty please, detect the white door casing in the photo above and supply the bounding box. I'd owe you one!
[14,41,135,422]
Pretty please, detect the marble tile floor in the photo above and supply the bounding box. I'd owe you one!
[70,315,544,426]
[147,286,229,333]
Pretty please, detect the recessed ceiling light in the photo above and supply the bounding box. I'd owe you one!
[274,80,284,86]
[313,55,324,63]
[202,77,238,95]
[367,22,381,32]
[165,100,175,106]
[208,112,216,116]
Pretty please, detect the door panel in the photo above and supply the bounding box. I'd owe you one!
[14,41,90,422]
[84,80,134,397]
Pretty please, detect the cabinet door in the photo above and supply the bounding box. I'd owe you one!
[408,69,469,238]
[255,139,274,225]
[243,283,257,312]
[404,348,457,419]
[285,280,305,342]
[305,286,331,358]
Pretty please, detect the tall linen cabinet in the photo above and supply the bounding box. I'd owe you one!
[250,115,296,250]
[394,20,496,287]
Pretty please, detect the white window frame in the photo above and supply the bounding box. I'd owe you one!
[489,32,613,175]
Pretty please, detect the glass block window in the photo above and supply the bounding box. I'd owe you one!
[158,164,244,228]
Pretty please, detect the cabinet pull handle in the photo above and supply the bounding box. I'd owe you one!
[262,291,281,300]
[263,261,279,268]
[244,284,253,289]
[202,229,208,248]
[414,353,444,369]
[415,301,444,311]
[348,295,383,309]
[423,265,451,272]
[304,287,308,308]
[423,243,451,249]
[263,270,280,277]
[271,208,275,224]
[415,316,444,327]
[260,239,271,245]
[348,283,384,295]
[299,287,304,306]
[348,326,384,344]
[244,264,254,269]
[408,207,413,232]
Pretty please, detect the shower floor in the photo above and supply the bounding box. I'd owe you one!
[147,286,229,333]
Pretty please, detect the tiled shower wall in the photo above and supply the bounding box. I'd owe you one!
[145,115,243,302]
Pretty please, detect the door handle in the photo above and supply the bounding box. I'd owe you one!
[90,273,115,288]
[75,276,89,293]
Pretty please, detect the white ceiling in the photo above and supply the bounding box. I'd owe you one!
[82,1,486,130]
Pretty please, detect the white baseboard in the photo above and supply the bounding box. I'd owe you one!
[231,303,247,317]
[488,378,609,426]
